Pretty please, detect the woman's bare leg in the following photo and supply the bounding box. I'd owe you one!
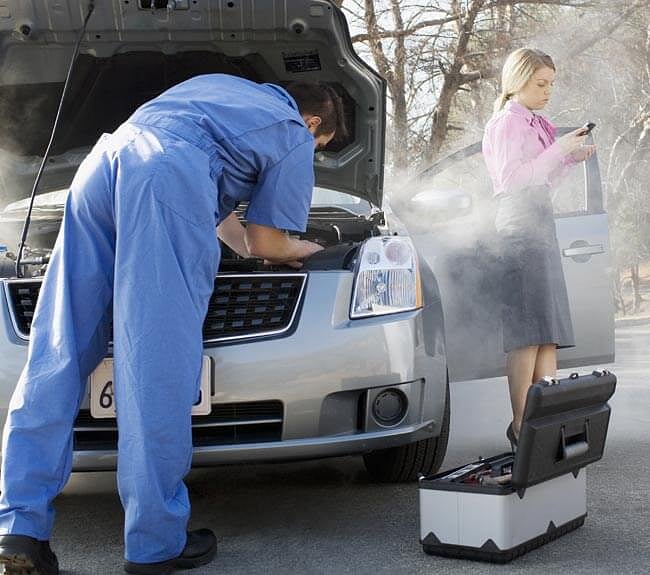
[506,345,538,436]
[533,344,558,383]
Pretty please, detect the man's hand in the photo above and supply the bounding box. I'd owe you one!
[570,145,596,163]
[218,216,324,266]
[245,223,324,264]
[263,240,323,268]
[291,239,324,260]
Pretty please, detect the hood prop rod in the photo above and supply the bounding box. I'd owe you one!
[15,2,95,277]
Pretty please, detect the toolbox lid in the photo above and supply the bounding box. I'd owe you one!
[510,370,617,489]
[419,370,617,495]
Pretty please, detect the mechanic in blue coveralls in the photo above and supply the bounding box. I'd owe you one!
[0,74,345,575]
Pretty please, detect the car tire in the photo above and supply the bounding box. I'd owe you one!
[363,381,450,483]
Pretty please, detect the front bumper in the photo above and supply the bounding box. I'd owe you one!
[0,271,447,470]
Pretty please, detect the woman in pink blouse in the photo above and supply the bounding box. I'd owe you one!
[482,48,595,447]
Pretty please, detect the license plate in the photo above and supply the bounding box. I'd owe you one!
[89,357,212,419]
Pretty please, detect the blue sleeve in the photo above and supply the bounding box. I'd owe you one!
[245,139,315,233]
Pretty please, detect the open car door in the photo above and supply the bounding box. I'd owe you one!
[407,131,614,382]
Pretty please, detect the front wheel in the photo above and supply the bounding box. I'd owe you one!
[363,383,450,483]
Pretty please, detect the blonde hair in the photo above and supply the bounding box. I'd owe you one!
[493,48,555,114]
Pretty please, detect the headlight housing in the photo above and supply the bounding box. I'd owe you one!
[350,236,423,319]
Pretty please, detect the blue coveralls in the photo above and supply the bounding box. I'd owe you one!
[0,74,315,562]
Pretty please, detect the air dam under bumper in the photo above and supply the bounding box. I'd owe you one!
[72,419,438,471]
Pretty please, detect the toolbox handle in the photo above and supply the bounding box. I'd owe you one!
[560,422,590,461]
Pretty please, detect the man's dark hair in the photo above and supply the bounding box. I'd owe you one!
[285,82,348,142]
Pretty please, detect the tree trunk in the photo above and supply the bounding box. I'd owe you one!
[426,0,485,163]
[389,0,408,171]
[614,268,627,315]
[631,262,643,313]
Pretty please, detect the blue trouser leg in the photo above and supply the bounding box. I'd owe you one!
[0,125,220,564]
[0,137,116,538]
[111,127,220,563]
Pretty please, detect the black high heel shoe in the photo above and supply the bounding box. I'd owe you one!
[506,422,518,451]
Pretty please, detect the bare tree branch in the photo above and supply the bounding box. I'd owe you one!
[389,0,409,169]
[427,0,487,162]
[351,14,460,44]
[362,0,394,85]
[487,0,595,7]
[567,0,648,58]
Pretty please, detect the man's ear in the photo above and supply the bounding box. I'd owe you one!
[304,115,323,132]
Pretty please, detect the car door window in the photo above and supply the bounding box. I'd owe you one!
[551,130,603,218]
[551,162,586,216]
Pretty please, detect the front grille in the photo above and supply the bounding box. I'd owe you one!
[5,281,39,337]
[73,400,284,451]
[4,274,306,343]
[203,275,305,342]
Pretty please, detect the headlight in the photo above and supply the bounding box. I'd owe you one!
[350,236,423,319]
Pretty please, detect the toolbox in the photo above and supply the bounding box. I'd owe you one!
[419,370,617,563]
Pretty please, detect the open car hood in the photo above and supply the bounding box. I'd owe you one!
[0,0,386,206]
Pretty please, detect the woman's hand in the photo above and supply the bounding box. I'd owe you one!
[570,145,596,163]
[555,128,588,155]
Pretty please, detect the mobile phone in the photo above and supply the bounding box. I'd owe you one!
[579,122,596,135]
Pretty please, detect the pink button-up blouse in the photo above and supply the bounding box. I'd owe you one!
[482,100,574,197]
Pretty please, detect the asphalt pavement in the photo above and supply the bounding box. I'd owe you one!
[53,324,650,574]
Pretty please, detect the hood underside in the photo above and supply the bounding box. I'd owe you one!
[0,0,386,206]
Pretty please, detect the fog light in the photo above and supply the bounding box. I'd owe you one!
[372,389,408,426]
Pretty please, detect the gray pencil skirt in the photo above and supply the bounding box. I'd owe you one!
[495,186,575,353]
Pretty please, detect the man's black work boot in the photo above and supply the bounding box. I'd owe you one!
[124,529,217,575]
[0,535,59,575]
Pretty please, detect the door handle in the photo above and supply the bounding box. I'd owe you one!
[562,240,604,262]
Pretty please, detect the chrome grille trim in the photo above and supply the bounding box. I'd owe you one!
[202,273,307,344]
[3,273,307,344]
[2,279,37,342]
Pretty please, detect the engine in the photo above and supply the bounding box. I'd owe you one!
[0,205,383,278]
[218,206,381,272]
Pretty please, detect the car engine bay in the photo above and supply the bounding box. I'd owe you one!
[0,203,384,278]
